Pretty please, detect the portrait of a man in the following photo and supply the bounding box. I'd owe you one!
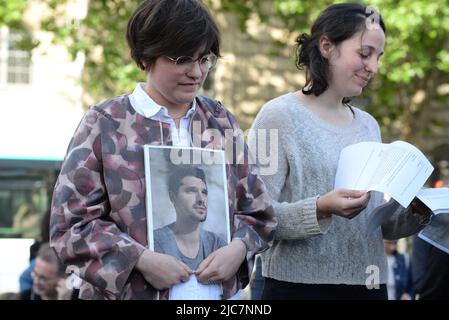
[153,165,227,270]
[144,146,230,270]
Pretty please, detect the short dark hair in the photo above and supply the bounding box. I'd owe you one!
[126,0,221,70]
[295,3,386,102]
[168,166,207,196]
[37,243,65,276]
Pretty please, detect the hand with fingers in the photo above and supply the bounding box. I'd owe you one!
[56,278,74,300]
[195,239,246,285]
[410,197,433,225]
[317,189,371,220]
[135,250,193,290]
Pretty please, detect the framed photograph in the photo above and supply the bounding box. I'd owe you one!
[143,146,230,299]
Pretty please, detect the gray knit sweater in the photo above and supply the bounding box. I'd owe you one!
[250,92,424,285]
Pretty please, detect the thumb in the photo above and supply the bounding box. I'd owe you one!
[196,253,214,274]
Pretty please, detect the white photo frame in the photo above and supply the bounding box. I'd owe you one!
[143,145,230,253]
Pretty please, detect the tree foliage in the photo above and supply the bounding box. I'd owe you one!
[40,0,144,106]
[214,0,449,141]
[0,0,28,27]
[0,0,39,59]
[9,0,449,142]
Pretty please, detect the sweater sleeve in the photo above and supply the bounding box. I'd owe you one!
[381,198,431,240]
[249,104,331,240]
[50,108,146,299]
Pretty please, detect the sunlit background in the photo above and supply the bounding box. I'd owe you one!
[0,0,448,295]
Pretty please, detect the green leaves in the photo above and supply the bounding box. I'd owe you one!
[0,0,27,27]
[219,0,449,141]
[2,0,446,142]
[38,0,142,104]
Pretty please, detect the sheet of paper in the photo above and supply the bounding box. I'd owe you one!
[335,141,433,207]
[227,289,242,300]
[418,214,449,254]
[169,275,222,300]
[416,188,449,215]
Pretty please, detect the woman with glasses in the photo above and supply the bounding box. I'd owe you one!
[49,0,276,300]
[249,3,431,300]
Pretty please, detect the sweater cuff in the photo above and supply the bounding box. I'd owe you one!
[303,196,331,235]
[274,196,331,240]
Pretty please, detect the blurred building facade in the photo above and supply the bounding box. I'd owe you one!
[0,1,85,293]
[0,0,448,294]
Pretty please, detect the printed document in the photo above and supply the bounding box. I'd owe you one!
[419,214,449,254]
[417,188,449,253]
[335,141,434,208]
[416,188,449,215]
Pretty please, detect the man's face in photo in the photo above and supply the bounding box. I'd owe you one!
[173,176,208,223]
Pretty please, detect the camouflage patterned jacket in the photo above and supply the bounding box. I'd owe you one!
[50,94,276,299]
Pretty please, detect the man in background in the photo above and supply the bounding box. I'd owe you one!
[20,243,75,300]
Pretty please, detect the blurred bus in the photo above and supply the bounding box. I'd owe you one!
[0,24,84,294]
[0,156,62,293]
[0,100,80,293]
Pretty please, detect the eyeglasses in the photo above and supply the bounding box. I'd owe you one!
[166,53,218,72]
[31,271,59,284]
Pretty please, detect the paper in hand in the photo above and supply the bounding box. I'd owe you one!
[169,275,222,300]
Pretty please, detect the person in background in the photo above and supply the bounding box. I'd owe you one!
[20,243,75,300]
[412,234,449,299]
[18,208,51,293]
[384,240,414,300]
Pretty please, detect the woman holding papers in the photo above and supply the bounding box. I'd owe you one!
[49,0,276,300]
[250,3,432,300]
